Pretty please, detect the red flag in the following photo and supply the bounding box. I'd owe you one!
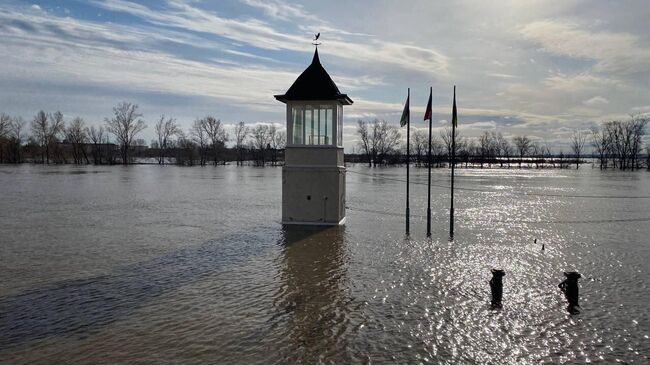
[424,89,432,121]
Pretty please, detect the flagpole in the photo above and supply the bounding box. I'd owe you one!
[406,88,410,236]
[450,86,456,239]
[426,86,432,237]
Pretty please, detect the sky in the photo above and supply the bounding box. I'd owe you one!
[1,0,649,151]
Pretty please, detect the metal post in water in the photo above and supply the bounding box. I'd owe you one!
[558,271,581,314]
[489,269,505,309]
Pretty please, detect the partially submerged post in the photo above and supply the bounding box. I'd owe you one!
[274,44,352,225]
[558,271,581,314]
[489,269,505,309]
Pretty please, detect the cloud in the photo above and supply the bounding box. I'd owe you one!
[29,4,42,12]
[239,0,318,22]
[0,8,386,116]
[521,20,650,74]
[542,72,620,92]
[583,96,609,106]
[486,73,518,79]
[90,0,449,76]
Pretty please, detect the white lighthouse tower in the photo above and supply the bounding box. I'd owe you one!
[275,48,352,225]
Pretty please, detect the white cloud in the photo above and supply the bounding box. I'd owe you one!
[583,96,609,106]
[543,72,620,92]
[0,9,387,116]
[521,20,650,74]
[90,0,449,76]
[239,0,318,22]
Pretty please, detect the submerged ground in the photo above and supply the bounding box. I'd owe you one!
[0,164,648,364]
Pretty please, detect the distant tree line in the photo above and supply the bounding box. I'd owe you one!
[0,102,286,166]
[351,116,649,170]
[2,104,647,171]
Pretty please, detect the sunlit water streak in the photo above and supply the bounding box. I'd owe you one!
[0,164,648,364]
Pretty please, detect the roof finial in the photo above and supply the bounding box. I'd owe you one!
[312,33,321,48]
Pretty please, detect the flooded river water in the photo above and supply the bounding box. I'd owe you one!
[1,164,649,364]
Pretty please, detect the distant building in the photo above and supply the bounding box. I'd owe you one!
[275,48,352,225]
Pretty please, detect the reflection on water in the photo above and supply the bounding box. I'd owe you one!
[0,164,649,364]
[274,226,350,363]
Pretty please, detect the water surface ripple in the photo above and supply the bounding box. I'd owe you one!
[0,164,648,364]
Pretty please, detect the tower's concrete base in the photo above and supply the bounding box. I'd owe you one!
[282,146,346,226]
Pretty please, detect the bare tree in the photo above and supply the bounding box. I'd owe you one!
[590,126,608,169]
[86,125,107,165]
[478,131,492,168]
[0,113,10,139]
[174,131,196,166]
[105,102,146,165]
[268,125,279,166]
[30,110,65,164]
[8,117,26,163]
[543,141,554,168]
[356,120,372,167]
[190,119,208,166]
[630,115,648,169]
[570,129,586,169]
[49,111,66,163]
[155,115,181,165]
[372,120,400,166]
[411,129,427,166]
[354,119,401,166]
[0,113,10,163]
[200,116,228,165]
[512,135,532,168]
[441,126,462,168]
[531,142,542,168]
[431,135,444,167]
[234,121,249,166]
[31,111,49,163]
[269,125,286,166]
[558,150,566,168]
[250,124,272,166]
[496,133,511,167]
[65,117,88,164]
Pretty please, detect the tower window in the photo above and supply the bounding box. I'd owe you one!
[291,104,334,146]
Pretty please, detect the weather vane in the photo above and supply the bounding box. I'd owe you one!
[312,32,321,47]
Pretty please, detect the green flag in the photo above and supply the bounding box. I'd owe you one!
[400,94,410,127]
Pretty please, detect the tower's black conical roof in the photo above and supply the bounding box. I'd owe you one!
[275,49,353,105]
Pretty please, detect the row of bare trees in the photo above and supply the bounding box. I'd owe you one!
[589,116,648,170]
[356,119,401,167]
[155,118,286,166]
[0,102,143,165]
[0,102,287,166]
[0,110,115,165]
[354,115,649,170]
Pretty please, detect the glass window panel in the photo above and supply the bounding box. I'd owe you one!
[305,105,314,145]
[292,106,303,144]
[337,105,343,147]
[318,107,328,144]
[319,106,332,145]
